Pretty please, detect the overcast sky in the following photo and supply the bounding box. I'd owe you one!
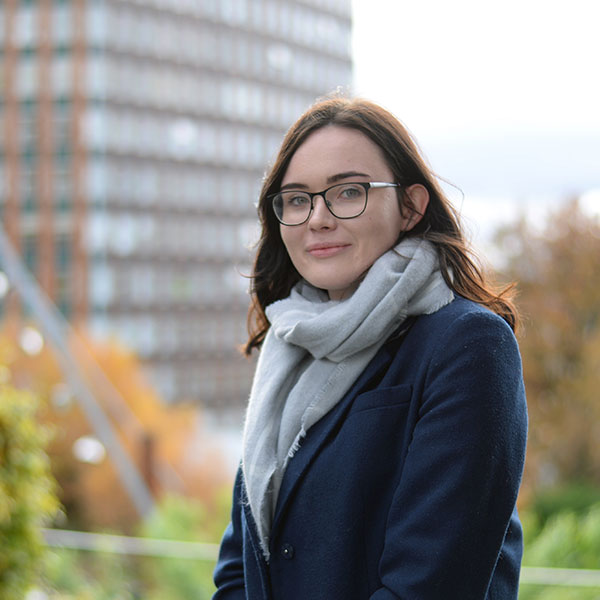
[352,0,600,140]
[351,0,600,243]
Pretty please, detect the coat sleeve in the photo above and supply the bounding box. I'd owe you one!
[212,467,246,599]
[370,310,528,599]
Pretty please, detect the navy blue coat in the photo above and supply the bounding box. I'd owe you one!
[213,297,528,599]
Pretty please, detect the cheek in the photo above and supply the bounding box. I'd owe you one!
[363,205,403,250]
[279,226,300,260]
[381,204,405,241]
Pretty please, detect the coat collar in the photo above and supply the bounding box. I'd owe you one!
[269,340,396,537]
[241,317,416,561]
[241,344,394,564]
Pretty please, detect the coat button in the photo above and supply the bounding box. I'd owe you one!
[281,543,295,559]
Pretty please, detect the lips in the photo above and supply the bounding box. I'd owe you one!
[306,243,351,258]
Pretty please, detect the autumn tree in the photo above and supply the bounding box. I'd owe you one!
[0,383,59,599]
[0,328,232,532]
[494,199,600,500]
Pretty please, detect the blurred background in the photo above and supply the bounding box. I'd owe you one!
[0,1,598,598]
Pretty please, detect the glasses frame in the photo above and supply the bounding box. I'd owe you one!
[270,181,401,226]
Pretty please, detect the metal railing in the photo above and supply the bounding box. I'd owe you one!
[42,528,219,561]
[520,566,600,588]
[42,528,600,588]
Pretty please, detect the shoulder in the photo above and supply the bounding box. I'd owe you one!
[416,298,525,405]
[386,297,522,386]
[423,295,510,327]
[412,296,517,349]
[396,298,527,430]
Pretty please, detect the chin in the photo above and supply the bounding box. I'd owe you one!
[309,277,354,292]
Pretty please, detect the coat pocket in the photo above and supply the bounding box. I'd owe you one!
[349,383,413,414]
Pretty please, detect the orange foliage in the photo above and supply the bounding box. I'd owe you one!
[495,198,600,503]
[0,328,232,532]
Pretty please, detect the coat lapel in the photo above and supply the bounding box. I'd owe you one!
[270,342,395,533]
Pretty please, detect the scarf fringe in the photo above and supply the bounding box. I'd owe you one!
[285,428,307,464]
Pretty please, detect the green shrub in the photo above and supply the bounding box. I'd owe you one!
[0,383,60,599]
[523,503,600,570]
[530,482,600,527]
[520,587,600,600]
[39,493,231,599]
[519,502,600,599]
[138,493,230,600]
[41,547,139,599]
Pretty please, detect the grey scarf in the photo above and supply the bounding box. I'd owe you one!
[242,238,454,559]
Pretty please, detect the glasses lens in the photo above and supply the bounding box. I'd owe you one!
[325,183,367,218]
[273,191,312,225]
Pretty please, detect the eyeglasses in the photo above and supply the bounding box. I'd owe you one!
[269,182,401,226]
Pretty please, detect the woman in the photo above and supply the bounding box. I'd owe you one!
[213,97,528,599]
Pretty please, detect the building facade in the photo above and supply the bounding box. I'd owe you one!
[0,0,353,412]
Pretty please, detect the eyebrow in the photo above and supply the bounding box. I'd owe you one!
[280,171,371,191]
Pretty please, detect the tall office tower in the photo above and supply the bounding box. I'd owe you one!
[0,0,353,415]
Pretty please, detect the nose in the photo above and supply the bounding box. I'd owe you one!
[308,195,336,229]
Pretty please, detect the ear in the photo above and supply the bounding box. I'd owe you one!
[401,184,429,231]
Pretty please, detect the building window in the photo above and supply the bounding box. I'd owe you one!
[54,165,72,213]
[55,235,71,271]
[236,128,250,168]
[235,37,250,74]
[86,54,107,98]
[87,2,107,47]
[55,239,72,316]
[89,261,114,307]
[250,39,263,75]
[86,157,107,202]
[22,235,38,273]
[52,51,72,97]
[56,193,71,214]
[19,165,37,213]
[130,265,154,306]
[15,4,36,48]
[53,98,72,155]
[18,107,37,151]
[17,53,38,98]
[52,2,72,46]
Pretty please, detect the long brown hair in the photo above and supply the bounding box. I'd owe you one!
[244,96,518,355]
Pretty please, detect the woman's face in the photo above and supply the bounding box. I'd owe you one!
[279,126,408,300]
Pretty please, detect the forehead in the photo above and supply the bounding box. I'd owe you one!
[282,125,391,184]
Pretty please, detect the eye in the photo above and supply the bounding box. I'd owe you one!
[336,184,364,200]
[284,193,310,207]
